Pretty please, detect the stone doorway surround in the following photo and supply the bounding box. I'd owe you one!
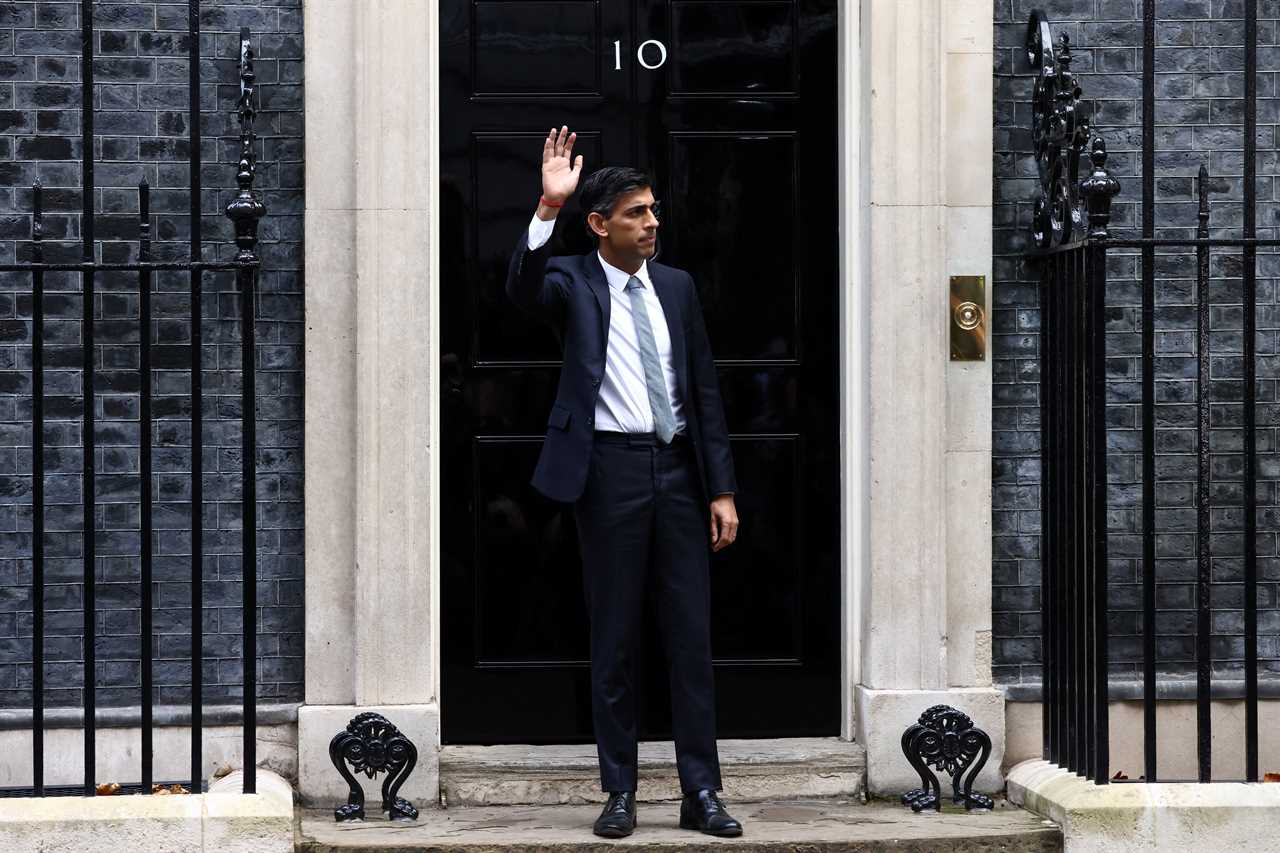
[297,0,998,804]
[851,0,1003,794]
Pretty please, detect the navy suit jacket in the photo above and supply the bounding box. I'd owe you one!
[506,228,738,505]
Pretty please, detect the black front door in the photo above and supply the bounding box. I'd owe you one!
[440,0,840,743]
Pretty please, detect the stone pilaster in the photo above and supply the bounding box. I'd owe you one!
[298,0,440,807]
[302,0,357,713]
[854,0,1001,795]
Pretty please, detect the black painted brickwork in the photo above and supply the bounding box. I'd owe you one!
[0,2,303,708]
[995,0,1280,689]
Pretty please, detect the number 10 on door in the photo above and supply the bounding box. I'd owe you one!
[614,39,668,70]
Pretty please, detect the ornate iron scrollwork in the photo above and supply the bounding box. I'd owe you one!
[900,705,993,812]
[1027,10,1092,249]
[224,27,266,264]
[329,712,420,822]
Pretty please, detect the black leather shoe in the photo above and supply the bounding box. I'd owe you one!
[593,790,636,838]
[679,789,743,837]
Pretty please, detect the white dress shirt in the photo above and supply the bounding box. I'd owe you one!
[527,214,686,435]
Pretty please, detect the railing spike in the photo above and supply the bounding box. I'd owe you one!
[31,182,42,247]
[138,180,150,240]
[225,27,266,265]
[1197,164,1211,235]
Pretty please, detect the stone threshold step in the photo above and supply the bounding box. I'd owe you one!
[295,799,1063,852]
[438,738,867,806]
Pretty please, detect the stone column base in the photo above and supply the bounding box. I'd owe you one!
[855,686,1005,796]
[297,703,440,809]
[1008,758,1280,853]
[0,768,294,853]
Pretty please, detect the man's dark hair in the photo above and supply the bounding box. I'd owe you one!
[578,166,653,243]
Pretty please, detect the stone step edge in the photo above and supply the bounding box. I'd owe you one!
[438,738,867,806]
[440,738,866,772]
[298,835,1063,853]
[439,776,867,806]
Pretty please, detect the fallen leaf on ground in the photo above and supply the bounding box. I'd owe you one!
[1264,772,1280,783]
[1112,771,1129,780]
[152,783,190,795]
[96,782,121,795]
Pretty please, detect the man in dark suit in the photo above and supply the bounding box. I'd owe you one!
[506,126,742,839]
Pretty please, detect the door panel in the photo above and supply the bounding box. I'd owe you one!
[471,131,606,363]
[472,438,587,665]
[472,2,604,95]
[703,435,803,660]
[665,132,800,360]
[441,0,839,743]
[667,2,798,94]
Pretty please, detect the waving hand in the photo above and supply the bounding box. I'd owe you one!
[542,125,583,204]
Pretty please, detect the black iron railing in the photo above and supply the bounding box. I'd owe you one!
[1027,10,1117,785]
[1028,4,1269,785]
[1,3,265,798]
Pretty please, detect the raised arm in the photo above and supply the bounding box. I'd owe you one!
[506,126,585,322]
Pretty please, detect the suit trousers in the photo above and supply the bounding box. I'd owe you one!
[572,430,723,794]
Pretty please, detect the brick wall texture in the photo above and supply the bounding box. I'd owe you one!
[13,0,1269,709]
[995,0,1280,689]
[0,1,303,709]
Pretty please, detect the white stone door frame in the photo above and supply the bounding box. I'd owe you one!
[299,0,442,806]
[852,0,1002,795]
[297,0,997,803]
[838,0,869,742]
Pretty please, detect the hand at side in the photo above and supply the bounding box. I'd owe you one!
[709,495,738,552]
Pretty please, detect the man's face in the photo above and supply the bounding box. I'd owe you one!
[594,187,659,260]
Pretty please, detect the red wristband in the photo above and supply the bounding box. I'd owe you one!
[540,195,565,208]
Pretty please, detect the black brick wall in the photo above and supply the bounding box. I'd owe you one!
[995,0,1280,689]
[0,1,303,709]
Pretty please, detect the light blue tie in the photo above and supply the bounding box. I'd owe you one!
[625,275,677,442]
